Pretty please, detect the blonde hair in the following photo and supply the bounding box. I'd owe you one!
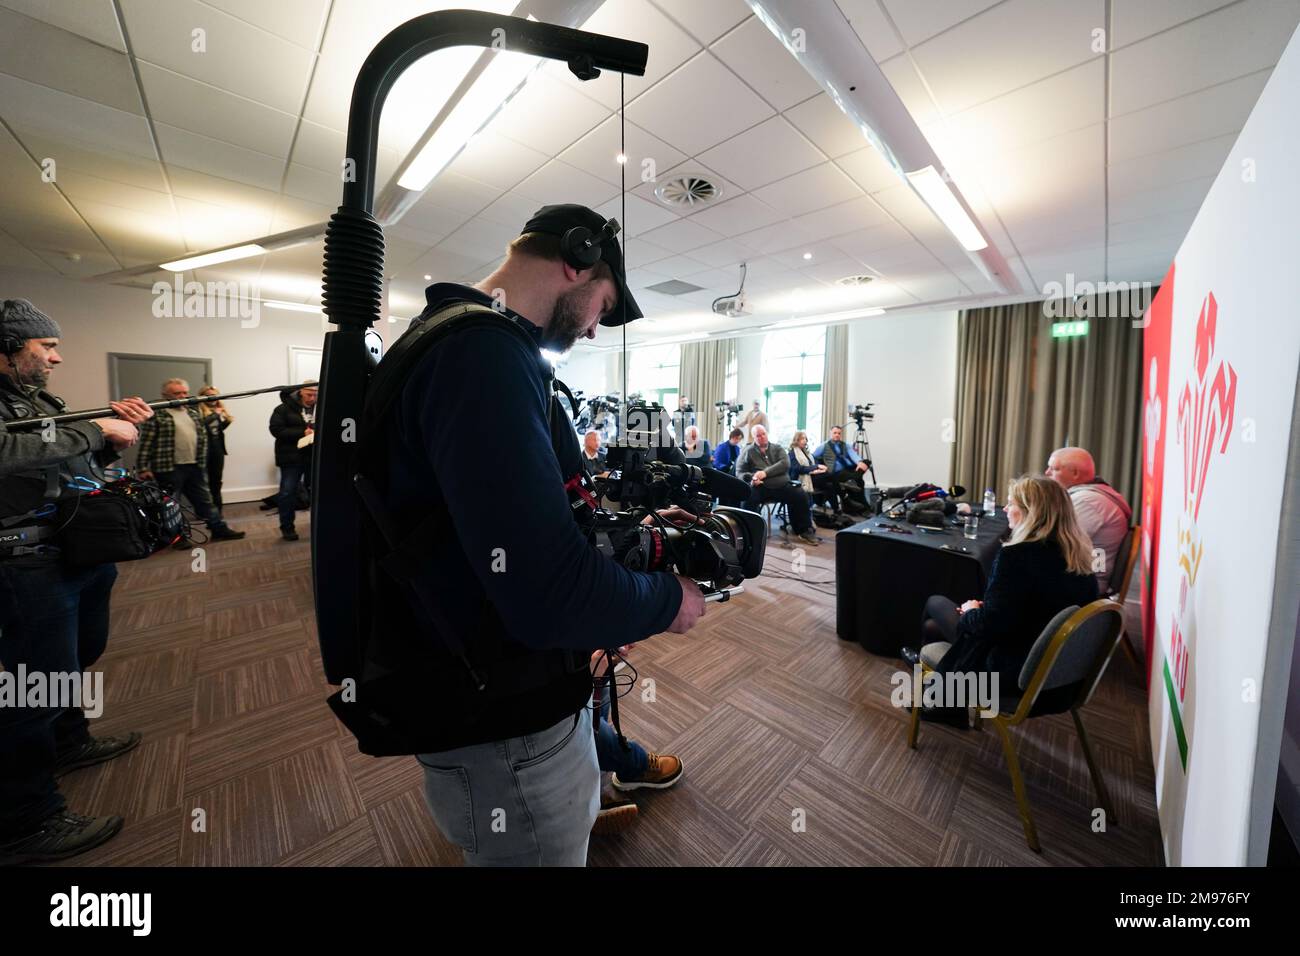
[1006,474,1095,575]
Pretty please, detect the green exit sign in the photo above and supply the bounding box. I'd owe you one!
[1052,320,1090,338]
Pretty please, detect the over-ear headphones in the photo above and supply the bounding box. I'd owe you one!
[560,217,621,271]
[0,337,21,356]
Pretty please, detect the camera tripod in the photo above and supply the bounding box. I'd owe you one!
[850,417,878,485]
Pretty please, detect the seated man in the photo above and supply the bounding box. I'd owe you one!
[738,425,818,546]
[1045,446,1132,591]
[711,427,746,506]
[812,425,869,513]
[581,429,607,478]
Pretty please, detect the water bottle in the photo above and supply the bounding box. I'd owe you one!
[982,488,996,514]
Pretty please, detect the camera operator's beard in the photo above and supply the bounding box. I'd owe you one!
[540,288,591,353]
[10,353,51,387]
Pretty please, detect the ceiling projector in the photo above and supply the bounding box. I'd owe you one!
[712,263,750,317]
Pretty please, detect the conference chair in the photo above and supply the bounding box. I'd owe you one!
[1107,525,1143,674]
[905,599,1126,852]
[762,500,789,537]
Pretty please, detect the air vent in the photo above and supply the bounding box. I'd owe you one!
[646,279,705,296]
[836,274,876,287]
[654,174,722,209]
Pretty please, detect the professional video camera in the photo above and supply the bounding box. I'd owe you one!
[849,402,875,425]
[585,402,765,600]
[714,399,743,428]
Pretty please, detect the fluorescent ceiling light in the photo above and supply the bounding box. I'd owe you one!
[263,300,323,314]
[161,244,266,272]
[398,34,544,190]
[783,306,886,327]
[905,166,987,252]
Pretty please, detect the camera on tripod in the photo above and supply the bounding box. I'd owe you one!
[592,402,766,598]
[849,402,875,426]
[714,399,743,427]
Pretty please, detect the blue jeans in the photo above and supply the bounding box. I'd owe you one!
[595,693,648,779]
[0,561,117,840]
[415,701,599,866]
[158,463,230,532]
[277,464,305,531]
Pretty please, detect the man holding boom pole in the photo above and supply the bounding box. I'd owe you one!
[0,298,150,865]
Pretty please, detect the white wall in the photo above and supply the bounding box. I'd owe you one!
[554,350,607,398]
[844,310,958,489]
[1,266,339,501]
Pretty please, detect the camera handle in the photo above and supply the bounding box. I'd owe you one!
[702,584,745,603]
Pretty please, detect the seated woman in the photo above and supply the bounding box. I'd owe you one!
[680,425,712,466]
[905,474,1099,727]
[788,430,827,506]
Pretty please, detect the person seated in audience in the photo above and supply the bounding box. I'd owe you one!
[737,399,768,441]
[589,648,684,834]
[1045,446,1133,592]
[905,475,1099,727]
[680,425,711,465]
[788,430,828,507]
[813,425,870,513]
[738,424,818,546]
[581,429,607,478]
[709,427,746,507]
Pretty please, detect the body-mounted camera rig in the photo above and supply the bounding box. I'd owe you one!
[311,11,648,685]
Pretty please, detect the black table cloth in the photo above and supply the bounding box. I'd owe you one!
[835,511,1009,655]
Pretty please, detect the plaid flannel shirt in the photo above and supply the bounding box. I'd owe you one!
[136,405,207,474]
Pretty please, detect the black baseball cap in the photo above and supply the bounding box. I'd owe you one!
[520,203,643,326]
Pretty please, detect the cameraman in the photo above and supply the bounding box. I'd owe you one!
[372,204,705,866]
[0,299,150,864]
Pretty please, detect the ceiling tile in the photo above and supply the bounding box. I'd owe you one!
[834,145,904,194]
[784,92,870,159]
[0,8,141,113]
[0,227,56,272]
[711,15,823,111]
[477,190,548,230]
[512,159,619,208]
[879,55,942,128]
[1108,134,1234,202]
[688,194,787,235]
[737,220,816,256]
[1108,176,1215,225]
[489,71,612,155]
[831,221,914,260]
[14,133,167,193]
[697,116,825,190]
[435,217,516,264]
[155,122,285,191]
[420,171,502,217]
[908,0,1103,116]
[1110,0,1238,48]
[627,52,774,155]
[201,0,330,49]
[790,196,891,241]
[57,170,175,218]
[1108,208,1197,245]
[446,129,550,192]
[557,116,686,187]
[649,0,750,46]
[1109,0,1299,115]
[753,162,864,217]
[282,163,340,206]
[833,0,905,62]
[1108,70,1270,160]
[640,215,726,253]
[0,0,125,51]
[689,237,758,269]
[880,0,1003,47]
[119,0,315,115]
[0,73,157,162]
[139,62,297,159]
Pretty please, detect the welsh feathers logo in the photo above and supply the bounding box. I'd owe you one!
[1166,292,1238,769]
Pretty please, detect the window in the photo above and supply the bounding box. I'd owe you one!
[628,343,680,410]
[760,327,825,444]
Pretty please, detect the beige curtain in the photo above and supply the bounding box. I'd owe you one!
[821,324,849,439]
[950,296,1145,507]
[679,337,735,447]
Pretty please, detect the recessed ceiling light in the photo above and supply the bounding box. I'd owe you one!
[616,153,628,164]
[802,252,813,260]
[424,274,432,280]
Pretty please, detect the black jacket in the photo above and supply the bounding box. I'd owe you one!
[268,390,314,467]
[941,538,1099,691]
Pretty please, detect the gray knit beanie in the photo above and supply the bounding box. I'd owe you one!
[0,298,61,348]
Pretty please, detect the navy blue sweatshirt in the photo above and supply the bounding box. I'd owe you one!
[383,284,682,652]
